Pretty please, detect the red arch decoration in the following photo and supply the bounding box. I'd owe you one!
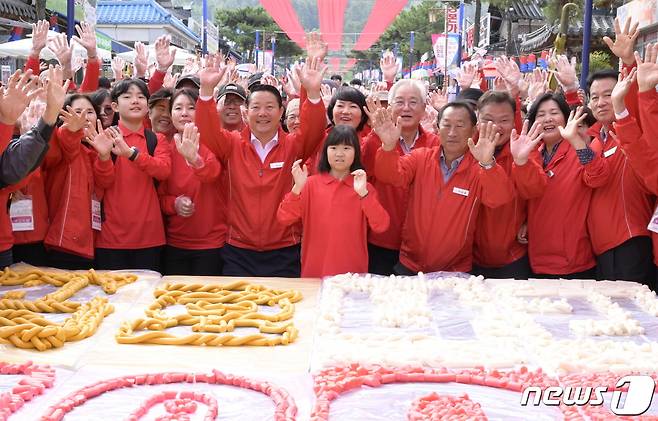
[353,0,408,51]
[317,0,349,51]
[259,0,307,48]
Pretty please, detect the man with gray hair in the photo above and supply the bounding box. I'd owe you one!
[362,78,439,275]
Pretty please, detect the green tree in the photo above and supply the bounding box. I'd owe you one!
[214,6,303,61]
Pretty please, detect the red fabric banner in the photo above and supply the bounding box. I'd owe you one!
[353,0,408,51]
[329,57,342,72]
[317,0,349,51]
[344,58,357,72]
[259,0,306,48]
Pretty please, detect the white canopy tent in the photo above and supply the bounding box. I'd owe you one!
[117,45,196,67]
[0,31,111,60]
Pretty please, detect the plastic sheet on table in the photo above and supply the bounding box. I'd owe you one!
[328,381,563,421]
[0,266,161,307]
[532,297,650,344]
[11,364,312,421]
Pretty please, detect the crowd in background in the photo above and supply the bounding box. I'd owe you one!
[0,18,657,289]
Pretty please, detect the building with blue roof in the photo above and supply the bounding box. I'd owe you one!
[96,0,200,52]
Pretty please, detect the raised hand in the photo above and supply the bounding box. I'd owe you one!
[47,34,73,79]
[112,56,126,81]
[291,159,308,194]
[0,69,42,125]
[558,106,588,149]
[261,73,278,87]
[428,88,448,112]
[321,84,335,107]
[468,121,499,165]
[163,72,180,90]
[60,105,89,133]
[527,68,549,103]
[603,17,639,66]
[296,56,327,100]
[72,21,97,59]
[611,67,637,114]
[552,55,579,91]
[134,42,148,78]
[85,120,114,160]
[174,123,201,164]
[634,43,658,92]
[495,55,522,96]
[18,99,46,134]
[420,105,438,134]
[155,35,177,72]
[510,120,544,165]
[29,20,49,58]
[107,127,133,157]
[380,51,398,82]
[305,32,328,61]
[370,107,401,151]
[351,169,368,197]
[198,53,227,97]
[493,76,506,92]
[457,62,478,90]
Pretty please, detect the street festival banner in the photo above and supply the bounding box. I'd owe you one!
[432,4,461,72]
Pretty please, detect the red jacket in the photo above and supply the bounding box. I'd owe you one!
[512,140,609,275]
[614,109,658,266]
[277,173,389,277]
[40,127,99,259]
[361,126,439,250]
[158,143,226,249]
[586,122,653,255]
[473,144,529,268]
[0,124,20,252]
[11,169,48,245]
[195,96,327,251]
[375,147,515,273]
[94,122,171,249]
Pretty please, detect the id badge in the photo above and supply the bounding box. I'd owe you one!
[648,204,658,234]
[10,194,34,232]
[91,195,102,231]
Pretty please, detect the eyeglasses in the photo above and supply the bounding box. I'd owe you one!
[392,99,422,109]
[286,114,300,121]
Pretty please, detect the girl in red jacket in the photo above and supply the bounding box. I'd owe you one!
[157,88,226,275]
[42,93,113,269]
[277,125,389,278]
[93,79,172,272]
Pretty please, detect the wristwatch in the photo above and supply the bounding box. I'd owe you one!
[479,157,496,170]
[128,147,139,161]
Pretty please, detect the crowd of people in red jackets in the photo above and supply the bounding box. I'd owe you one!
[0,18,657,288]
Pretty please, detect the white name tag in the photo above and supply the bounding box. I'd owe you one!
[10,197,34,232]
[452,187,469,197]
[270,161,284,169]
[648,205,658,234]
[604,146,618,158]
[91,198,102,231]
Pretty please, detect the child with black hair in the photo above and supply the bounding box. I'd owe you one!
[277,125,389,277]
[92,78,172,271]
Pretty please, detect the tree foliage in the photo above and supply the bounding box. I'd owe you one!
[214,6,303,61]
